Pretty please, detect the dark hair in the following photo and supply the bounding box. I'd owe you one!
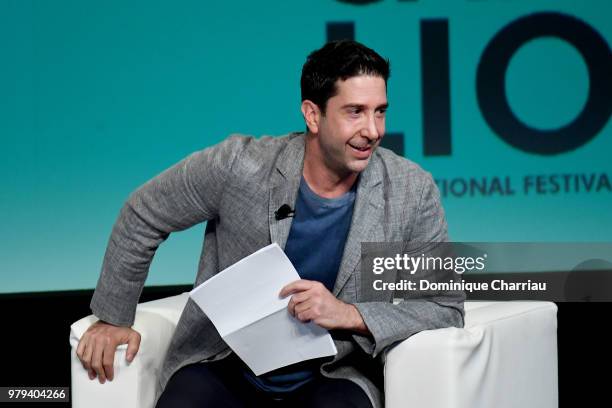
[300,40,390,114]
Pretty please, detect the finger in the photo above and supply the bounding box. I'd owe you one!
[291,291,310,305]
[91,339,107,384]
[294,301,311,315]
[279,280,313,297]
[88,368,96,380]
[82,340,94,373]
[287,297,296,316]
[296,309,313,322]
[76,334,88,360]
[288,289,312,316]
[102,341,116,381]
[126,331,141,363]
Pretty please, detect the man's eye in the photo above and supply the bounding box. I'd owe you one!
[376,109,387,117]
[349,109,361,116]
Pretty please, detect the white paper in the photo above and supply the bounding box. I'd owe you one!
[189,243,337,375]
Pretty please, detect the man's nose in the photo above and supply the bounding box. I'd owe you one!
[362,114,379,141]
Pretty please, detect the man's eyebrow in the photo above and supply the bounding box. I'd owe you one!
[340,103,365,110]
[340,103,390,110]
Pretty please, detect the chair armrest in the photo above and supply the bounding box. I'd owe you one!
[384,301,558,408]
[69,293,189,408]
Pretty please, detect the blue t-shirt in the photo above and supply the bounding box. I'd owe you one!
[242,176,357,394]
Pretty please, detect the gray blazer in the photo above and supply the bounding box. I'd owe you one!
[91,132,465,408]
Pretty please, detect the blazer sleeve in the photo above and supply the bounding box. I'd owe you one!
[90,135,249,326]
[351,173,466,357]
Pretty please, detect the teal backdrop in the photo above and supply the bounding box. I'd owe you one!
[1,0,610,293]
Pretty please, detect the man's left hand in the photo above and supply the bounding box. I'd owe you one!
[279,279,369,334]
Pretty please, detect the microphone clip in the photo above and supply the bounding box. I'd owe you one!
[275,204,296,221]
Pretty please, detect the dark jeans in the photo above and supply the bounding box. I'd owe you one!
[156,353,373,408]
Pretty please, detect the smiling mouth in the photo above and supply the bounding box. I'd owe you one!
[348,143,371,152]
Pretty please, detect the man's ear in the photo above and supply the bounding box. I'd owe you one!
[301,100,321,134]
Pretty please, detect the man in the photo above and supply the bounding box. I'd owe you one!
[77,40,465,408]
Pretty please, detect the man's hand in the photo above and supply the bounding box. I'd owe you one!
[279,279,370,335]
[76,321,141,384]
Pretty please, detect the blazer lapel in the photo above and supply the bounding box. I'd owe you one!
[333,155,385,297]
[268,134,305,249]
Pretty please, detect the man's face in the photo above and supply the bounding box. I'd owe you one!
[316,75,388,175]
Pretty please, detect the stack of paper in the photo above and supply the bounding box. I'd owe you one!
[190,243,337,375]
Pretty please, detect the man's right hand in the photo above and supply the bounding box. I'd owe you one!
[76,320,141,384]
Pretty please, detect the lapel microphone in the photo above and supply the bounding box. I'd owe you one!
[275,204,296,220]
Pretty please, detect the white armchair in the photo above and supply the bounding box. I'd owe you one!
[70,295,558,408]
